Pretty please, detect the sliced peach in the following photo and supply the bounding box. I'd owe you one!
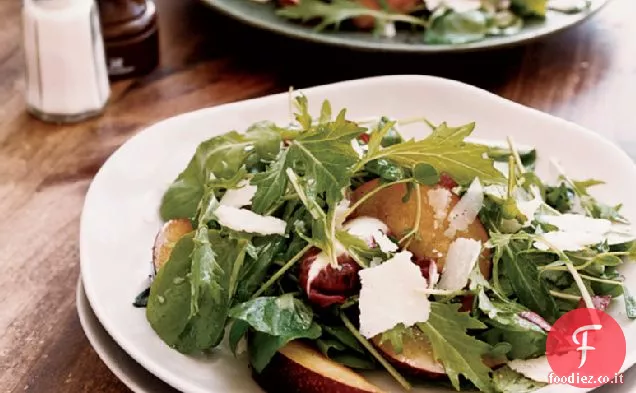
[152,219,193,271]
[351,179,491,278]
[254,341,384,393]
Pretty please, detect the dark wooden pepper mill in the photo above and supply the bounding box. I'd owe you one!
[97,0,159,80]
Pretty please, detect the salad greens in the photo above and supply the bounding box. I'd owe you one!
[271,0,591,46]
[140,95,635,393]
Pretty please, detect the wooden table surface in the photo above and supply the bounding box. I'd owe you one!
[2,0,636,392]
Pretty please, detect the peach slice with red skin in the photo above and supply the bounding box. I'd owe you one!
[254,341,384,393]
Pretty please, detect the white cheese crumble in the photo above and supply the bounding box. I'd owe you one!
[219,181,257,207]
[358,251,430,338]
[351,139,365,158]
[517,195,543,223]
[343,217,398,253]
[437,238,482,291]
[445,178,484,237]
[508,356,554,383]
[214,205,286,235]
[428,260,440,288]
[427,187,452,229]
[306,252,330,293]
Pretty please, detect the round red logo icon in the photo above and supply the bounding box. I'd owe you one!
[546,308,626,388]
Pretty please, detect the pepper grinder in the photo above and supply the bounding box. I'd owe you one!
[97,0,159,80]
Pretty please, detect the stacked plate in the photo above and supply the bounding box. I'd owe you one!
[78,75,636,393]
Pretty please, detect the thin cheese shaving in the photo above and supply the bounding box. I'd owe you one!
[214,205,286,235]
[445,178,484,237]
[219,181,257,207]
[427,187,452,230]
[358,251,430,338]
[437,238,482,291]
[507,356,554,383]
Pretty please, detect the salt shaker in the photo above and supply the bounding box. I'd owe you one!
[23,0,110,123]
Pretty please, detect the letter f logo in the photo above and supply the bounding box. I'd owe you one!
[572,324,603,368]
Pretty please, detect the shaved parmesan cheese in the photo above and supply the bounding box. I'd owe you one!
[534,214,612,251]
[428,188,452,229]
[214,205,286,235]
[517,196,543,223]
[508,356,553,383]
[445,178,484,237]
[343,216,398,253]
[359,252,430,338]
[540,214,612,234]
[219,181,257,207]
[493,161,509,177]
[428,260,440,288]
[438,238,481,291]
[484,184,507,199]
[606,224,636,245]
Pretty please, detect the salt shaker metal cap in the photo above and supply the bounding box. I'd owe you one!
[23,0,111,123]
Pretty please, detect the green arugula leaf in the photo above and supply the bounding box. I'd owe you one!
[323,325,366,354]
[413,163,440,185]
[316,339,376,369]
[160,132,252,220]
[277,0,426,31]
[294,95,313,129]
[251,149,290,214]
[228,294,314,336]
[476,289,548,359]
[245,121,282,161]
[249,323,322,373]
[624,285,636,319]
[362,159,408,182]
[545,184,573,213]
[146,235,195,350]
[424,9,489,45]
[228,319,249,356]
[336,230,385,267]
[417,303,494,393]
[490,233,560,322]
[252,108,363,214]
[493,365,547,393]
[319,100,332,124]
[235,236,287,302]
[366,117,396,157]
[511,0,547,16]
[146,230,249,353]
[364,122,504,185]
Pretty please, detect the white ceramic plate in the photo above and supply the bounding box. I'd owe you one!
[76,280,178,393]
[80,75,636,393]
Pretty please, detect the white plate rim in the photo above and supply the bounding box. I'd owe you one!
[76,279,177,393]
